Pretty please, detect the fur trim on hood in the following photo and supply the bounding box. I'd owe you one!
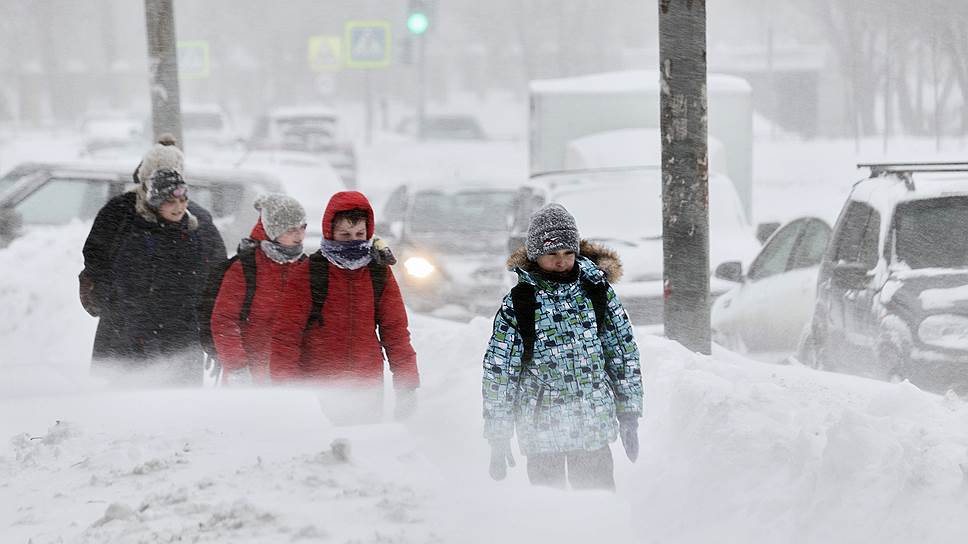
[507,239,623,283]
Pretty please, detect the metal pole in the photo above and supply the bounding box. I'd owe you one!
[659,0,710,355]
[365,70,373,146]
[144,0,183,149]
[416,34,426,140]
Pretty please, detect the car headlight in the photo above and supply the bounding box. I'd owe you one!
[404,256,435,279]
[918,314,968,350]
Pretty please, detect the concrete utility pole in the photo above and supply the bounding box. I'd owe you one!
[144,0,183,149]
[659,0,710,354]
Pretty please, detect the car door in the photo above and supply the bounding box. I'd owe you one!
[724,219,805,353]
[779,218,833,349]
[821,201,879,355]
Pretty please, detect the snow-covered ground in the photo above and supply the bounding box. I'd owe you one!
[3,132,968,543]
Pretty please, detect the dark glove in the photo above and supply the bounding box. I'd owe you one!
[78,273,100,317]
[488,440,516,481]
[372,238,397,265]
[394,388,417,421]
[618,413,640,463]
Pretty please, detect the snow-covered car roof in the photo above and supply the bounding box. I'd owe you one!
[266,105,339,120]
[529,69,751,95]
[849,170,968,216]
[2,159,283,191]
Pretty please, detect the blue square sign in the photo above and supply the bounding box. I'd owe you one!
[345,21,391,68]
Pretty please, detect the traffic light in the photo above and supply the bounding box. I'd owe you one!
[406,0,434,35]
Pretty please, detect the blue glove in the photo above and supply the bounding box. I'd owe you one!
[618,413,639,463]
[488,440,516,480]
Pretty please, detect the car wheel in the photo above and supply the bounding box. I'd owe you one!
[876,343,907,384]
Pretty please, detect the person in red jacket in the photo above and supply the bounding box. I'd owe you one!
[212,194,307,386]
[269,191,419,423]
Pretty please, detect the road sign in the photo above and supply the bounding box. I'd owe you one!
[307,35,342,72]
[344,21,391,68]
[177,40,210,79]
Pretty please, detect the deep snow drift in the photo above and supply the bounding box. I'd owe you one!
[2,222,968,544]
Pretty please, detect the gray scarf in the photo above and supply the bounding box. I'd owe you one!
[260,240,304,264]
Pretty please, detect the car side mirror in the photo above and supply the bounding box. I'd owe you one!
[831,262,871,289]
[0,206,23,247]
[756,221,781,245]
[714,261,743,283]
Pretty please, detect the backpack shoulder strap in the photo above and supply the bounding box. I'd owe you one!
[306,253,329,330]
[510,283,537,364]
[367,261,388,325]
[582,279,610,335]
[238,248,258,322]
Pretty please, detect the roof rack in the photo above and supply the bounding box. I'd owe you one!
[858,162,968,175]
[858,162,968,191]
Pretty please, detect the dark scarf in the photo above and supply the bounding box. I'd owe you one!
[320,238,373,270]
[535,262,580,284]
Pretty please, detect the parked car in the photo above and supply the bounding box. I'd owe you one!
[798,162,968,393]
[711,217,831,362]
[77,111,148,158]
[508,166,762,327]
[180,103,244,153]
[248,106,357,188]
[377,181,519,315]
[395,114,487,141]
[0,160,283,252]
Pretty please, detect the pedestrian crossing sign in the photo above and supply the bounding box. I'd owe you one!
[177,40,210,80]
[344,21,391,68]
[308,35,342,71]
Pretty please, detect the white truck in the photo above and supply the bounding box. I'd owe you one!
[529,70,754,218]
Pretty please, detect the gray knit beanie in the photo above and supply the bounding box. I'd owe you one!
[526,203,580,261]
[255,193,307,241]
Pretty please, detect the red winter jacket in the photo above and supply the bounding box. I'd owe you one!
[211,219,304,384]
[268,191,419,389]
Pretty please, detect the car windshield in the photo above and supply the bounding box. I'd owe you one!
[894,196,968,269]
[183,112,224,131]
[277,117,336,137]
[410,190,515,234]
[422,117,483,139]
[546,168,749,242]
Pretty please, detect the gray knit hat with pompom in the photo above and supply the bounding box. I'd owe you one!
[255,193,306,241]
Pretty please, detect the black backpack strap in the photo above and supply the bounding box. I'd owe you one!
[367,261,388,325]
[582,279,610,335]
[306,253,329,330]
[238,248,258,322]
[510,283,537,364]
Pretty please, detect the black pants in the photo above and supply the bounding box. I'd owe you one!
[526,446,615,491]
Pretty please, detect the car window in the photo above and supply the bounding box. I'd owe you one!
[14,178,110,225]
[189,186,214,214]
[382,186,409,223]
[747,221,804,281]
[788,219,831,270]
[893,196,968,269]
[858,208,880,269]
[410,190,515,233]
[832,201,875,265]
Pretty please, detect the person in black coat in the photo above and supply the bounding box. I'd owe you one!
[79,136,226,386]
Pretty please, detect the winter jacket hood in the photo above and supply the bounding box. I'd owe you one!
[506,239,623,283]
[249,218,270,241]
[322,191,375,240]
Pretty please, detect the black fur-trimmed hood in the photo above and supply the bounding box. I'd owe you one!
[507,239,623,283]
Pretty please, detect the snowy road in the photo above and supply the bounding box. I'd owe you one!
[2,223,968,543]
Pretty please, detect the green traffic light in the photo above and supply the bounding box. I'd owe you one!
[407,11,429,35]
